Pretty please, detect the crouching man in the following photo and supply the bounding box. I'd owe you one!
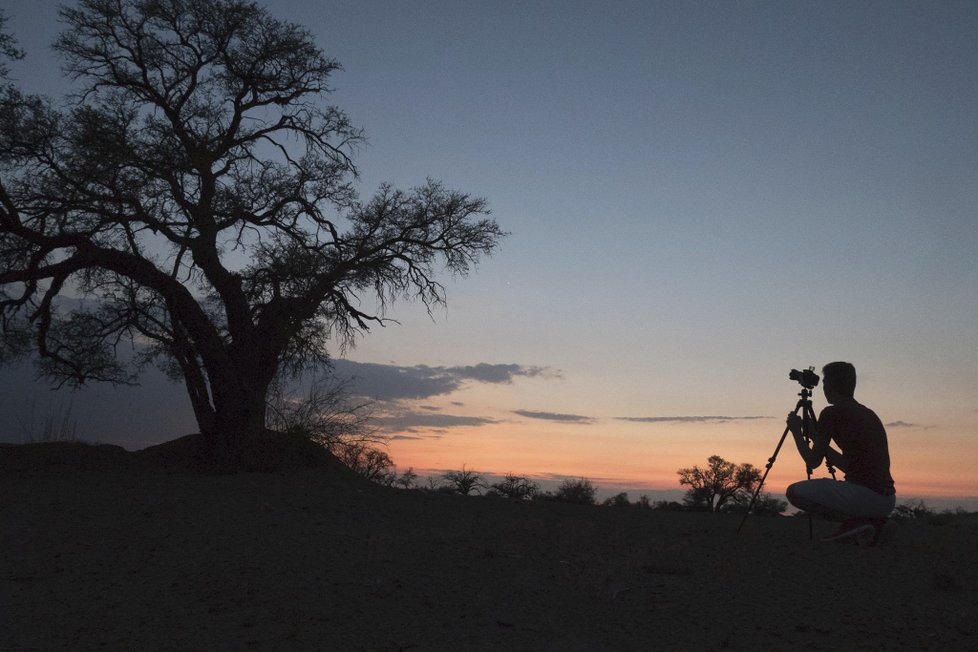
[786,361,896,543]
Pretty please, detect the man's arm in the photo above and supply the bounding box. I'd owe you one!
[787,414,830,470]
[824,445,848,473]
[787,414,849,472]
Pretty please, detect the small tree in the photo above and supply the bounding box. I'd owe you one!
[442,465,484,495]
[651,500,688,512]
[551,478,597,505]
[393,467,418,489]
[488,474,539,501]
[336,442,395,485]
[677,455,761,513]
[602,492,631,508]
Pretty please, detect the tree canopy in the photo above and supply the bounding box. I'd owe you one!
[0,0,504,469]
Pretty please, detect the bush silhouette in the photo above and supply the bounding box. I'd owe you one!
[602,492,631,508]
[336,443,396,485]
[892,499,933,520]
[488,474,540,501]
[548,478,598,505]
[442,465,485,495]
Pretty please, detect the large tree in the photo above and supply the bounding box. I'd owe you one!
[0,0,504,469]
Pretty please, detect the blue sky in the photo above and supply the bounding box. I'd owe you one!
[2,1,976,504]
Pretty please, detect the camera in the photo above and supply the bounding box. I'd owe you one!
[789,367,819,389]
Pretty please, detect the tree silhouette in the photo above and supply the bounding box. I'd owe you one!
[442,465,485,495]
[337,442,395,485]
[601,491,631,508]
[393,467,418,490]
[677,455,761,512]
[549,477,597,505]
[0,0,503,469]
[488,474,539,501]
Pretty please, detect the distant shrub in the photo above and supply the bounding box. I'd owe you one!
[488,474,540,501]
[420,477,456,493]
[723,493,787,516]
[602,492,631,508]
[336,442,396,485]
[442,465,485,495]
[892,499,934,521]
[754,495,789,516]
[651,500,688,512]
[549,478,598,505]
[393,467,418,490]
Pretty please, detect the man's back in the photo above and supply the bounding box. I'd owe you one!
[819,398,895,495]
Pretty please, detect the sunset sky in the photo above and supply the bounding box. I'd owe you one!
[2,1,976,506]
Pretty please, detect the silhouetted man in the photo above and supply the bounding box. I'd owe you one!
[785,361,896,543]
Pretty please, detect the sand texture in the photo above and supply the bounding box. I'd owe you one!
[2,443,977,651]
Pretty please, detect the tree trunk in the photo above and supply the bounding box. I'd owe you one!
[210,394,267,471]
[201,359,275,472]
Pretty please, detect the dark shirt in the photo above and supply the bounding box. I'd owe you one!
[818,398,896,495]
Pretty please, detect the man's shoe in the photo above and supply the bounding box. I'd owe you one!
[868,519,897,547]
[821,521,875,543]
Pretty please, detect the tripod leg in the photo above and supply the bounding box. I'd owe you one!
[737,424,792,535]
[802,406,813,540]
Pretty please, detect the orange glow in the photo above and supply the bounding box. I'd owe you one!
[387,408,978,503]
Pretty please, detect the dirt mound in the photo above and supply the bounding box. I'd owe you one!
[0,441,133,472]
[2,432,367,486]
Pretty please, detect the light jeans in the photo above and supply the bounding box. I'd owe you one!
[786,478,896,519]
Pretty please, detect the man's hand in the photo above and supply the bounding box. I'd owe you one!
[786,413,803,437]
[788,413,827,470]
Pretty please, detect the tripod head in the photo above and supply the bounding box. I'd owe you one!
[796,386,814,406]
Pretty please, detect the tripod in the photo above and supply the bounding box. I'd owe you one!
[737,386,835,538]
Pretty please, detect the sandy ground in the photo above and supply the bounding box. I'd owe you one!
[2,443,977,651]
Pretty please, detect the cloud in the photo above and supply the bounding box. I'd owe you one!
[373,410,498,434]
[533,472,631,485]
[616,415,771,424]
[453,362,555,383]
[886,421,918,429]
[513,409,595,424]
[331,359,556,401]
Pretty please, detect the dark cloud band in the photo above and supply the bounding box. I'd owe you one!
[616,415,771,424]
[332,359,555,401]
[513,409,595,424]
[374,411,498,433]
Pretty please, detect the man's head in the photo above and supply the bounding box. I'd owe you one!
[822,361,856,403]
